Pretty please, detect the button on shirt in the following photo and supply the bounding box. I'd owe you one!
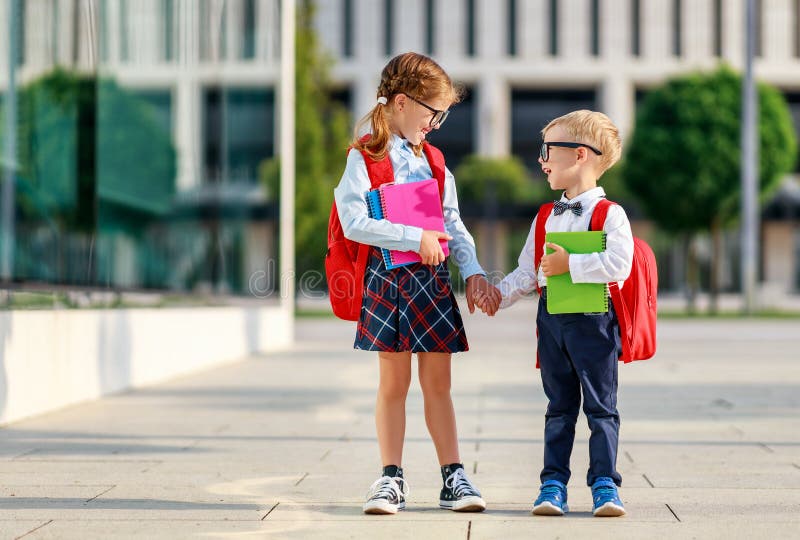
[497,187,634,309]
[333,134,485,280]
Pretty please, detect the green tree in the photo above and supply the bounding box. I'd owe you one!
[453,155,537,206]
[624,66,797,312]
[293,0,351,284]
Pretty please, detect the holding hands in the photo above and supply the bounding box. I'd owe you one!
[467,275,502,316]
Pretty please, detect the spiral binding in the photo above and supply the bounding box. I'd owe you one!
[366,189,383,220]
[602,233,609,310]
[366,189,396,268]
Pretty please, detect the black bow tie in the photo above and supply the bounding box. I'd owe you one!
[553,200,583,216]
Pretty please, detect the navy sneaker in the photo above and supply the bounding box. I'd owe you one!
[591,477,626,517]
[363,475,408,515]
[439,467,486,512]
[531,479,568,516]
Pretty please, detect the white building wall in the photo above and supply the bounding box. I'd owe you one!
[0,0,294,426]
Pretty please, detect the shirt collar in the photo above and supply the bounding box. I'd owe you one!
[390,133,410,151]
[560,186,606,204]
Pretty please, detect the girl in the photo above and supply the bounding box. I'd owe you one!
[333,52,501,515]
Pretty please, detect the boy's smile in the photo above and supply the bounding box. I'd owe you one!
[538,125,600,199]
[539,125,578,192]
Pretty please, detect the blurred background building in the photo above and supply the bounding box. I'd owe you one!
[0,0,799,422]
[0,0,292,425]
[314,0,800,297]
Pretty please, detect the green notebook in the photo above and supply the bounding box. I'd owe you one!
[545,231,608,314]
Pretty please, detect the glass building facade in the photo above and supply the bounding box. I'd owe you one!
[1,0,282,302]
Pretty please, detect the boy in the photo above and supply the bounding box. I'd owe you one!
[475,110,633,517]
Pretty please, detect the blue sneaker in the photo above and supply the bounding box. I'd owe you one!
[531,480,568,516]
[591,477,626,517]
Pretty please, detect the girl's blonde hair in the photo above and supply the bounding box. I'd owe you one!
[542,110,622,176]
[353,52,462,160]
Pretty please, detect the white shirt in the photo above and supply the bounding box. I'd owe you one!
[333,134,485,279]
[498,187,634,309]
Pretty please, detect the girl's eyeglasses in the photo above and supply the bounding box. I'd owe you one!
[403,94,450,128]
[540,141,603,162]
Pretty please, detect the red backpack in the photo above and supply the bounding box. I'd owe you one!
[533,199,658,363]
[325,140,447,321]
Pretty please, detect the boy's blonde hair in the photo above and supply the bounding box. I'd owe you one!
[542,110,622,176]
[353,52,463,161]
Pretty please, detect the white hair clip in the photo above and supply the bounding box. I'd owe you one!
[377,96,388,105]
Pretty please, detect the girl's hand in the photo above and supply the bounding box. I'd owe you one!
[473,290,500,316]
[419,230,452,265]
[541,242,570,277]
[466,275,502,315]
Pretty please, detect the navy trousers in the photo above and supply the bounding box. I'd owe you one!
[536,291,623,487]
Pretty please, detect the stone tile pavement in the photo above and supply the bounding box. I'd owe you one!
[0,299,798,538]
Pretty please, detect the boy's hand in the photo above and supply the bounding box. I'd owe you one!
[472,289,501,316]
[419,230,453,265]
[466,275,501,315]
[541,243,570,277]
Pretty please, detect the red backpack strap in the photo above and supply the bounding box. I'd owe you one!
[533,202,554,294]
[590,198,623,300]
[590,198,615,232]
[421,142,446,202]
[351,134,395,188]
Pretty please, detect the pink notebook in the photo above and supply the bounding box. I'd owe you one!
[367,178,449,268]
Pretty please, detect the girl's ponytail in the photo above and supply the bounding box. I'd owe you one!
[352,102,392,161]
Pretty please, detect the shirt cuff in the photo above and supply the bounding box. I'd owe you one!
[401,225,423,253]
[568,254,587,283]
[459,261,485,281]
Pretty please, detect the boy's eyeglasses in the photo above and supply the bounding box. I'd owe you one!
[540,141,603,162]
[403,94,450,127]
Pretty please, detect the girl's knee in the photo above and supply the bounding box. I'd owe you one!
[379,376,412,401]
[419,377,451,398]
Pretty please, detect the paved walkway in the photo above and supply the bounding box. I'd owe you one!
[1,300,799,539]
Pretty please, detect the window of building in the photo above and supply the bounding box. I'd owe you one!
[508,0,517,56]
[384,0,394,57]
[162,0,175,62]
[343,0,354,58]
[673,0,682,57]
[425,0,435,55]
[132,90,173,137]
[794,0,800,58]
[466,0,476,56]
[784,91,800,172]
[203,88,275,184]
[243,0,256,59]
[590,0,600,56]
[549,0,558,56]
[120,0,130,62]
[511,89,598,172]
[424,86,475,170]
[631,0,641,57]
[755,0,763,57]
[713,0,723,57]
[199,0,228,61]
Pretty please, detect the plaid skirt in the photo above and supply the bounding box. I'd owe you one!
[355,247,469,353]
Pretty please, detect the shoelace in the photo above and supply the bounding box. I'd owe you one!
[366,476,409,502]
[593,485,617,502]
[445,468,480,498]
[539,484,564,500]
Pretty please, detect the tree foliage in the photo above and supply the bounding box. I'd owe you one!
[453,154,540,205]
[292,0,351,281]
[624,66,797,234]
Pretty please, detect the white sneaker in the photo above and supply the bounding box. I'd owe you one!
[363,475,408,515]
[439,467,486,512]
